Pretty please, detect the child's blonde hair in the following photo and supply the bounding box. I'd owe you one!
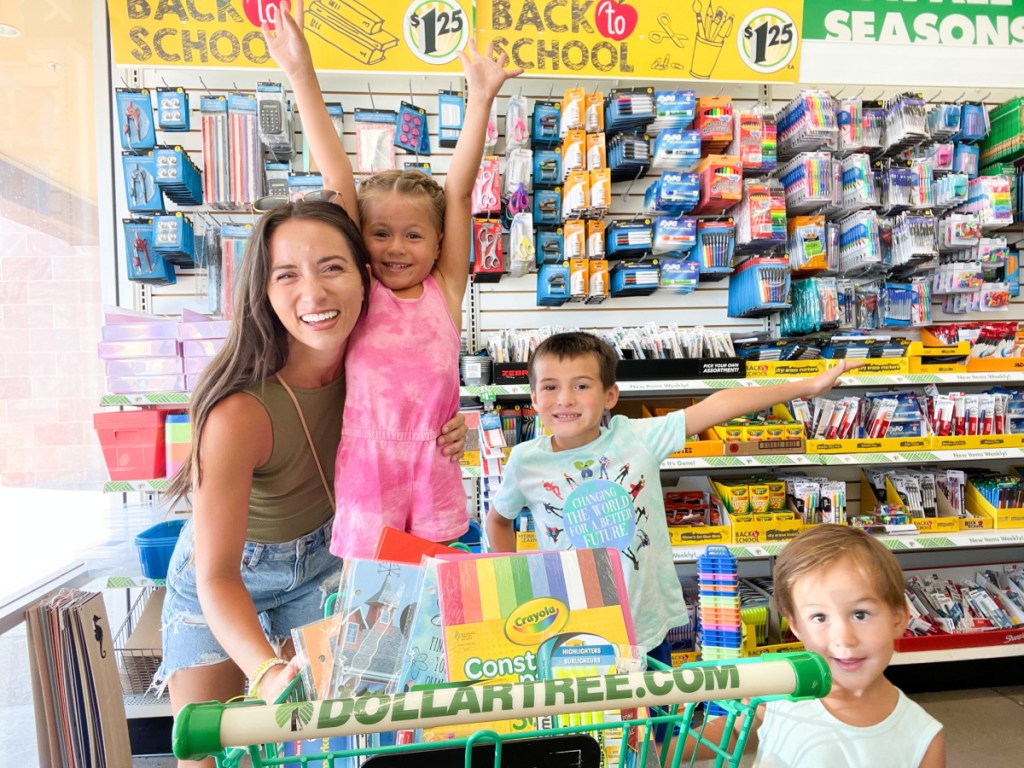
[773,524,906,618]
[357,170,446,231]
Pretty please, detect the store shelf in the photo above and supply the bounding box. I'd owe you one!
[462,371,1024,399]
[815,447,1024,466]
[105,373,1024,409]
[672,529,1024,563]
[100,393,190,406]
[124,691,172,719]
[892,643,1024,666]
[461,448,1024,478]
[103,479,170,493]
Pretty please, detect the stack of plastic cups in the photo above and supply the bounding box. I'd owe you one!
[697,545,741,717]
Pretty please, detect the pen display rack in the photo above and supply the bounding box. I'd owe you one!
[779,276,841,336]
[836,210,883,275]
[882,92,929,156]
[727,256,791,318]
[839,154,879,211]
[778,152,835,214]
[734,179,786,252]
[691,219,735,278]
[776,90,838,159]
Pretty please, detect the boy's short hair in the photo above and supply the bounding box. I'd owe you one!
[773,524,906,618]
[528,332,619,391]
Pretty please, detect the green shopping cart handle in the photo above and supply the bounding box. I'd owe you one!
[173,651,830,761]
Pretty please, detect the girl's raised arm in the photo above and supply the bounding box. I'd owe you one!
[263,0,359,224]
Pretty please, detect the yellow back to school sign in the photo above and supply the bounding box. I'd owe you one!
[108,0,804,82]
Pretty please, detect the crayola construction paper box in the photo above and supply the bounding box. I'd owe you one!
[429,549,635,739]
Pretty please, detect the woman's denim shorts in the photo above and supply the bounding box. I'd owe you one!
[155,517,342,689]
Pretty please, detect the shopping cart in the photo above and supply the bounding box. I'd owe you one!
[173,651,829,768]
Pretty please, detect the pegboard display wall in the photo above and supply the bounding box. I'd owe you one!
[112,68,1024,356]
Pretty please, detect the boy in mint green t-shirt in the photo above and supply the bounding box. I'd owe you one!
[487,332,856,657]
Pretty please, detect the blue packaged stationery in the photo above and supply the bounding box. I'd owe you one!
[122,153,164,213]
[155,87,189,132]
[123,218,176,286]
[116,89,157,150]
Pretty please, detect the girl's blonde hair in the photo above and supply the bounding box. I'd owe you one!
[357,170,446,231]
[773,524,907,619]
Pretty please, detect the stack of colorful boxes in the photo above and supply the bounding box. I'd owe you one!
[177,309,229,391]
[697,545,742,716]
[97,309,183,394]
[165,413,191,479]
[697,545,742,656]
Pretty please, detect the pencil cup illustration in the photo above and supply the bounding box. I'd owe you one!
[689,2,733,79]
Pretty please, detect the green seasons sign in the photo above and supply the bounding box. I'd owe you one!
[804,0,1024,46]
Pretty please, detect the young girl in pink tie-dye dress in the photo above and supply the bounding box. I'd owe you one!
[264,0,522,557]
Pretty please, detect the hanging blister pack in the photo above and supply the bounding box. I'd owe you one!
[256,82,293,160]
[535,228,563,266]
[472,157,501,216]
[155,87,189,132]
[152,213,196,266]
[301,103,344,173]
[154,146,203,206]
[264,162,291,197]
[354,109,397,173]
[560,86,585,137]
[485,98,499,153]
[123,218,176,286]
[504,93,530,151]
[438,90,464,148]
[507,213,535,278]
[605,219,653,258]
[472,218,504,282]
[649,90,696,135]
[537,263,570,305]
[116,89,157,150]
[404,161,432,175]
[533,187,561,226]
[652,215,697,254]
[531,101,561,147]
[122,152,164,213]
[534,149,562,188]
[395,101,430,155]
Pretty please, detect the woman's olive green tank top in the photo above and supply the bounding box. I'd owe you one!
[244,376,344,543]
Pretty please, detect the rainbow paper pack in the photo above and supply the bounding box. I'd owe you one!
[437,548,636,687]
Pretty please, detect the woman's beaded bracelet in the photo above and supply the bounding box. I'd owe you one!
[247,656,288,699]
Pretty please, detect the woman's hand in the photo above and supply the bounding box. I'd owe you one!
[438,412,468,462]
[457,38,524,103]
[257,658,300,703]
[262,0,313,77]
[802,359,866,399]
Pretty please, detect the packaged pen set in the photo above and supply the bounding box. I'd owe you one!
[903,564,1024,641]
[791,390,928,442]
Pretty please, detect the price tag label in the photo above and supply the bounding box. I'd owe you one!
[404,0,469,65]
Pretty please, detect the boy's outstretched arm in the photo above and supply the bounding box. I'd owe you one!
[485,508,517,553]
[683,360,864,437]
[435,40,523,318]
[262,0,359,224]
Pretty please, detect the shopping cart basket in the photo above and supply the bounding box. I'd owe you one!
[173,651,830,768]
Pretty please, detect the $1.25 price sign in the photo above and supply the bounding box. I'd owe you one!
[404,0,470,65]
[738,7,799,74]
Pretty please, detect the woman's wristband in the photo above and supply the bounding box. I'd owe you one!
[247,656,288,699]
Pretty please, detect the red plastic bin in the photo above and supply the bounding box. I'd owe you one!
[93,410,167,480]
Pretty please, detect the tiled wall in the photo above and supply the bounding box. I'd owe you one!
[0,217,107,489]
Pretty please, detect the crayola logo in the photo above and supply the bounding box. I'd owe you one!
[504,598,569,646]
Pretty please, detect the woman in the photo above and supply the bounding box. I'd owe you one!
[156,202,466,764]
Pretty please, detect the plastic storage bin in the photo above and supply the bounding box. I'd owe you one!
[135,520,186,579]
[93,410,167,480]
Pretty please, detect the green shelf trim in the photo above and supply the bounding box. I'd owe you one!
[104,479,170,493]
[728,547,754,558]
[761,544,786,556]
[882,540,909,550]
[915,537,956,548]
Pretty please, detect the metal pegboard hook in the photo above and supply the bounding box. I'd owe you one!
[976,91,992,104]
[198,76,214,97]
[620,165,645,203]
[367,83,376,110]
[161,77,170,88]
[954,91,966,103]
[928,89,943,103]
[850,87,864,100]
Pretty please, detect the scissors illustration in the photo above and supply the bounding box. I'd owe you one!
[650,14,688,48]
[477,226,502,269]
